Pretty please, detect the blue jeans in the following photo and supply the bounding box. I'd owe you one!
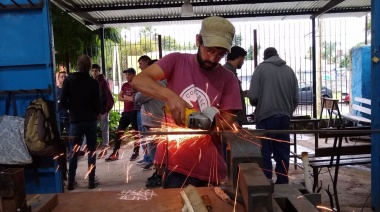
[257,115,290,184]
[68,121,98,180]
[143,126,155,163]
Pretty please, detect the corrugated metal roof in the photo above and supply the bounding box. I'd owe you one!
[51,0,371,29]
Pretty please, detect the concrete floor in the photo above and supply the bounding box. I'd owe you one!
[65,146,156,193]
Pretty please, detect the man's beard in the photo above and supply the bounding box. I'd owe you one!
[196,49,219,71]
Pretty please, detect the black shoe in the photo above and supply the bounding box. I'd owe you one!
[142,163,153,171]
[145,176,162,188]
[67,181,78,191]
[147,172,157,182]
[78,150,86,157]
[88,177,100,189]
[129,153,139,161]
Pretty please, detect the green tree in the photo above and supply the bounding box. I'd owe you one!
[305,42,337,63]
[51,4,120,71]
[162,36,181,50]
[322,41,337,63]
[233,34,242,46]
[339,53,350,68]
[246,45,261,60]
[247,45,254,60]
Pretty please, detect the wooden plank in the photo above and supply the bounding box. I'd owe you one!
[51,187,244,212]
[27,194,58,212]
[352,104,371,115]
[354,97,371,105]
[314,145,371,157]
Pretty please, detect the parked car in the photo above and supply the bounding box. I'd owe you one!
[341,92,350,104]
[299,84,332,104]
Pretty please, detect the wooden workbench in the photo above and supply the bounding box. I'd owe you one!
[51,187,245,212]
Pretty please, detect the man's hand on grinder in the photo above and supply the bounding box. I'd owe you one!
[167,96,193,127]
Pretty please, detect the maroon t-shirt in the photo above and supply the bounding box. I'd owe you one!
[155,52,241,182]
[121,81,136,112]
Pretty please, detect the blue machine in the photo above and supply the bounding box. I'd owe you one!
[0,0,63,193]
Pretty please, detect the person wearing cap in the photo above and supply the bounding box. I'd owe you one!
[223,46,249,126]
[131,16,241,188]
[105,68,139,162]
[247,47,299,184]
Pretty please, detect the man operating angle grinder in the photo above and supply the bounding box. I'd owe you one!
[132,16,242,189]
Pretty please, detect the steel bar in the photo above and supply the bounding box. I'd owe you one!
[140,130,211,135]
[248,129,380,135]
[140,129,380,136]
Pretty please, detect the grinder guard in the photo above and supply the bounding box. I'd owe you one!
[187,106,219,130]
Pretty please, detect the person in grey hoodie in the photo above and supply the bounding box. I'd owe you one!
[247,47,299,184]
[134,59,167,188]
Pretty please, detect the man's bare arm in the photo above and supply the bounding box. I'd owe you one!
[132,64,192,126]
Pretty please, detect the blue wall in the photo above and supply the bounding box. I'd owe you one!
[0,0,56,116]
[351,46,371,118]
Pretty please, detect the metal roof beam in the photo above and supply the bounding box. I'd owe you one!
[311,0,344,18]
[53,0,103,27]
[79,0,326,12]
[91,7,370,25]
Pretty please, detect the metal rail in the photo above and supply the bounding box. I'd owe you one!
[140,129,380,136]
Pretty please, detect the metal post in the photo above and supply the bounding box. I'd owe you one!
[371,0,380,210]
[158,34,162,59]
[311,17,317,118]
[100,27,106,77]
[254,29,258,68]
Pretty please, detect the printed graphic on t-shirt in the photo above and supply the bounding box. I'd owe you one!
[179,84,210,111]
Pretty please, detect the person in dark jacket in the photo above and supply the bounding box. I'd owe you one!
[223,46,248,126]
[60,55,101,190]
[90,64,114,159]
[247,47,299,184]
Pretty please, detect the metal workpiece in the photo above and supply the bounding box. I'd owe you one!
[247,127,379,135]
[238,163,274,212]
[222,130,264,190]
[0,168,28,212]
[221,130,321,212]
[139,127,379,136]
[139,130,212,136]
[273,184,320,212]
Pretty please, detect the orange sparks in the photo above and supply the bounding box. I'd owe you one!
[181,148,202,188]
[282,160,288,175]
[84,164,95,179]
[125,162,133,183]
[55,165,60,173]
[316,206,333,211]
[233,167,240,212]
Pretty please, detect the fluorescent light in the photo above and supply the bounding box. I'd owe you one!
[181,0,193,17]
